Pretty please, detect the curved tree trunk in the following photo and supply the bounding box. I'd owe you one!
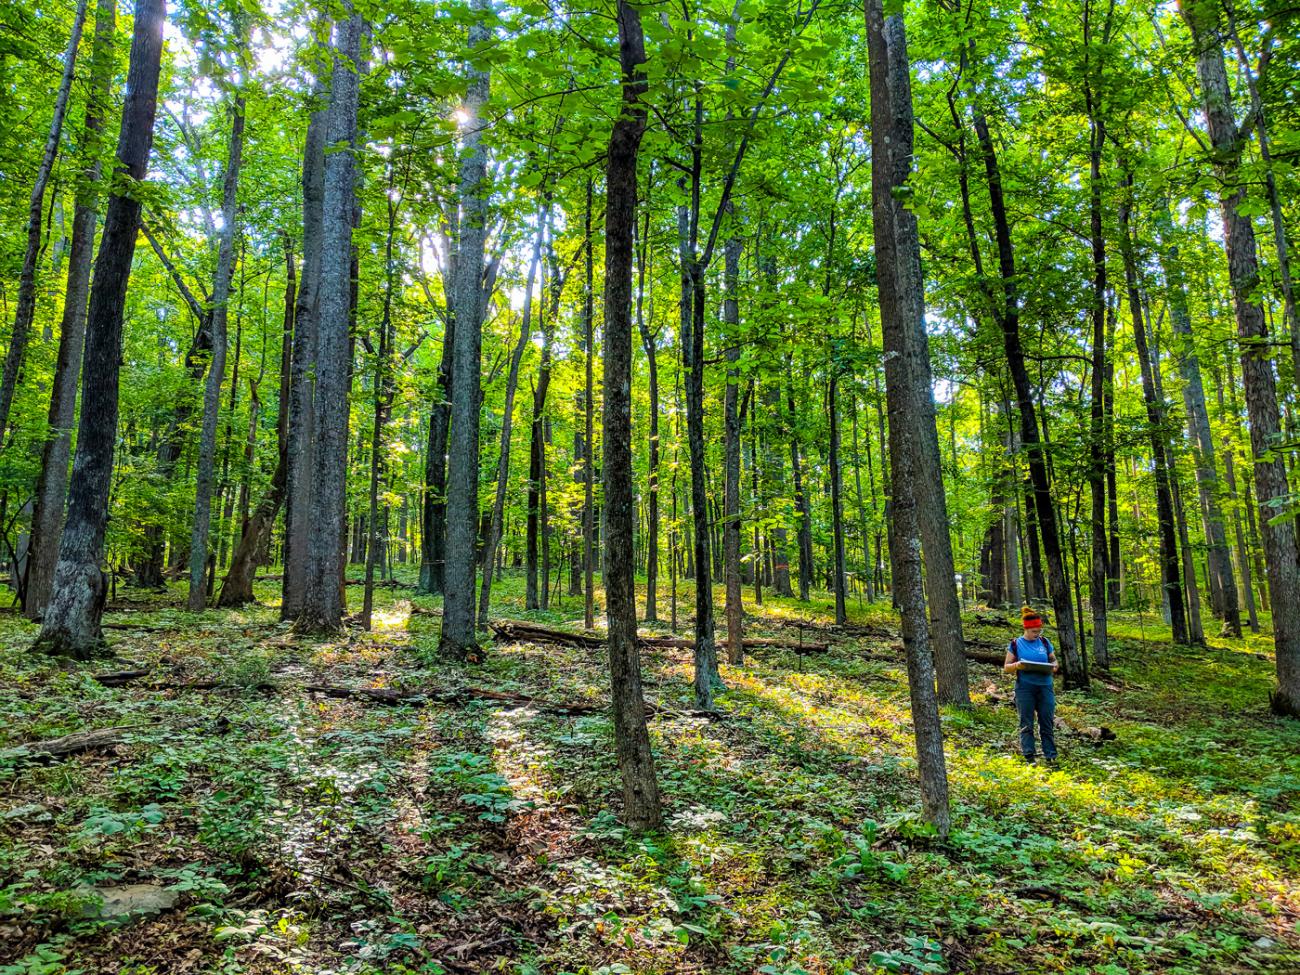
[25,0,115,621]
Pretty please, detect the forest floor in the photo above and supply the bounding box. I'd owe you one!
[1,572,1297,975]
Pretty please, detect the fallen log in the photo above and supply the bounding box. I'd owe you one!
[92,670,277,694]
[1,726,137,761]
[92,669,152,686]
[886,641,1007,667]
[488,620,829,654]
[303,683,718,721]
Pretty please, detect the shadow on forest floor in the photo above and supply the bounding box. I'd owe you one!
[0,569,1296,974]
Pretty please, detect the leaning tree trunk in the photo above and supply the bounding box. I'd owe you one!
[0,0,89,441]
[603,0,662,830]
[218,243,295,607]
[478,217,542,624]
[187,88,246,612]
[867,0,950,835]
[1181,0,1300,715]
[970,104,1086,689]
[34,0,166,660]
[25,0,115,621]
[296,11,363,634]
[439,0,492,660]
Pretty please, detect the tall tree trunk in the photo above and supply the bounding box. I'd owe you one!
[187,86,246,612]
[867,0,950,835]
[828,372,848,626]
[479,217,542,624]
[297,10,362,633]
[439,0,492,659]
[362,167,401,630]
[604,0,662,830]
[1159,208,1241,636]
[583,178,596,630]
[723,212,744,661]
[35,0,166,659]
[636,204,661,620]
[282,77,328,619]
[1117,171,1189,645]
[1086,109,1110,670]
[764,382,793,597]
[25,0,115,621]
[0,0,89,441]
[789,375,813,601]
[218,241,295,607]
[525,240,558,611]
[1182,0,1300,714]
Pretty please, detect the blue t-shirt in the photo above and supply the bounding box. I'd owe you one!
[1009,636,1055,686]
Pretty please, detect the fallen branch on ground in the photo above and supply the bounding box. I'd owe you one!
[1054,714,1117,742]
[1,726,138,761]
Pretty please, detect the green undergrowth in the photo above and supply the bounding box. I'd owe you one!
[0,571,1296,974]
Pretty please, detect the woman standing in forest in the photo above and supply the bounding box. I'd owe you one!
[1005,607,1059,764]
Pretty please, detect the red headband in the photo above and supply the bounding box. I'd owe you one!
[1022,614,1043,629]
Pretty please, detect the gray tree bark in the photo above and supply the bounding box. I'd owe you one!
[296,11,363,633]
[1157,205,1241,636]
[439,0,493,660]
[866,0,950,835]
[1181,0,1300,715]
[281,75,328,620]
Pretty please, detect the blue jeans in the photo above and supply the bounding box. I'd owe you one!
[1015,681,1056,760]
